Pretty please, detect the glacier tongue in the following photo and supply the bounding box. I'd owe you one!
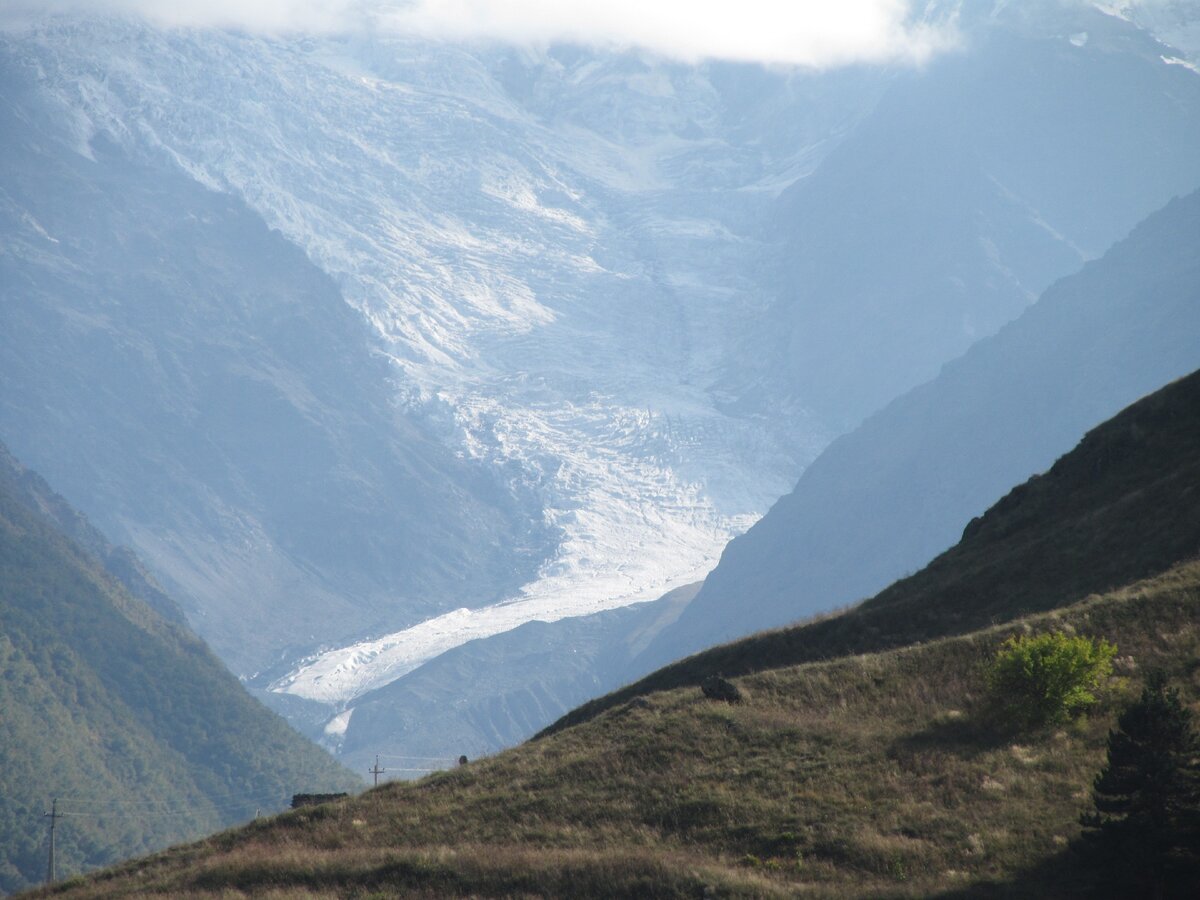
[19,21,860,698]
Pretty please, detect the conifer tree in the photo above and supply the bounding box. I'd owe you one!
[1080,671,1200,898]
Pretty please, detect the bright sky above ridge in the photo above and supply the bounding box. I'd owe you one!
[3,0,958,67]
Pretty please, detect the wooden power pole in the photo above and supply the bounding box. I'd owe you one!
[44,798,63,885]
[369,756,386,787]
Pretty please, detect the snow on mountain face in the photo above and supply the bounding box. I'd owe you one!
[1101,1,1200,64]
[9,20,874,705]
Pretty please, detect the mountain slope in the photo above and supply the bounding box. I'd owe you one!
[41,569,1200,898]
[755,2,1200,428]
[0,56,545,673]
[0,18,848,698]
[649,185,1200,670]
[0,441,185,626]
[256,6,1200,759]
[29,365,1200,897]
[0,445,359,893]
[560,365,1200,730]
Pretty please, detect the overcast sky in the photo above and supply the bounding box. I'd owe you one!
[1,0,962,67]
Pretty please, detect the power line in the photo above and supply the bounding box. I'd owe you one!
[374,755,458,762]
[44,798,63,886]
[47,790,296,823]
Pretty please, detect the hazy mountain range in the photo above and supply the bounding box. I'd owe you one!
[651,185,1200,671]
[3,0,1199,769]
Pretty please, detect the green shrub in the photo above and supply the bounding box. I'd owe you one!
[986,632,1116,728]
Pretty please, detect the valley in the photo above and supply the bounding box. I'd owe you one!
[2,2,1200,891]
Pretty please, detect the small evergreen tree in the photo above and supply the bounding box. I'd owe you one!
[1080,671,1200,898]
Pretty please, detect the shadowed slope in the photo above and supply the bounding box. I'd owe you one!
[653,186,1200,671]
[553,365,1200,733]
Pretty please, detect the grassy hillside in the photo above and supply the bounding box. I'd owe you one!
[25,369,1200,897]
[29,561,1200,898]
[0,442,186,626]
[0,450,360,893]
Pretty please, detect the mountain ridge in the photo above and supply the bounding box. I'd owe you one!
[753,2,1200,428]
[554,363,1200,734]
[646,184,1200,672]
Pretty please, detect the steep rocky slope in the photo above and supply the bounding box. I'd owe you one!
[0,60,544,673]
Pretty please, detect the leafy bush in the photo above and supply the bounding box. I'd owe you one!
[986,632,1116,728]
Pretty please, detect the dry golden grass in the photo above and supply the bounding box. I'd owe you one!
[33,560,1200,899]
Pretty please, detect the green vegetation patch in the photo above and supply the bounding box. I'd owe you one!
[987,632,1117,728]
[0,467,358,893]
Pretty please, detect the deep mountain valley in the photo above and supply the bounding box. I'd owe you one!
[2,1,1200,892]
[4,1,1199,765]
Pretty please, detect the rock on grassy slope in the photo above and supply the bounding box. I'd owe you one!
[31,371,1200,897]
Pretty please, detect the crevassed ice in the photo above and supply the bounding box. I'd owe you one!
[26,22,837,702]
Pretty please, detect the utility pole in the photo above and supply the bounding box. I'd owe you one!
[369,756,386,787]
[44,798,63,885]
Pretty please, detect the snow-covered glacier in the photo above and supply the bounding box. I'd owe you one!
[9,1,1198,761]
[8,0,1198,763]
[6,19,872,718]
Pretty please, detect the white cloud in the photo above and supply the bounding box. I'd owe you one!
[2,0,957,68]
[382,0,955,67]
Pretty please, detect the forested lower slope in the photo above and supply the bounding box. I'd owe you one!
[0,446,359,893]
